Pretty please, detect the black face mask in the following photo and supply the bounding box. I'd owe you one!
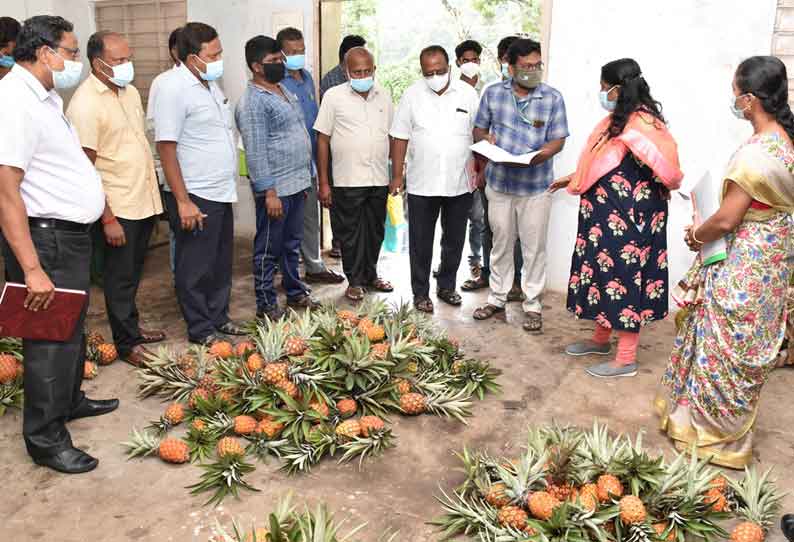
[262,62,284,84]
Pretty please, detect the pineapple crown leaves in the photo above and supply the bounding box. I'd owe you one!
[729,466,786,529]
[122,427,161,459]
[286,307,319,339]
[534,502,593,542]
[0,377,24,415]
[610,431,665,496]
[451,359,502,400]
[244,434,290,463]
[330,335,395,392]
[136,346,201,402]
[580,420,622,477]
[431,486,503,541]
[185,424,217,464]
[417,387,474,424]
[253,318,289,363]
[453,446,493,498]
[337,427,396,470]
[358,295,390,323]
[264,390,329,444]
[187,454,260,507]
[496,451,549,504]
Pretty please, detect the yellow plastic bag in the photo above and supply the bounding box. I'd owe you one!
[387,194,405,226]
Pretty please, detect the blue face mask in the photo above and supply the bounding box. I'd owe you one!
[599,85,619,112]
[501,63,510,79]
[350,76,374,93]
[283,53,305,71]
[0,55,14,68]
[194,55,223,81]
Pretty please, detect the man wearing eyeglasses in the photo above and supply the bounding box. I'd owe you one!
[471,38,568,334]
[0,15,119,474]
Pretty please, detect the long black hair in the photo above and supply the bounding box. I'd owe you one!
[601,58,664,138]
[735,56,794,143]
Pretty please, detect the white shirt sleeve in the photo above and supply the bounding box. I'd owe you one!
[389,88,414,140]
[313,91,335,137]
[154,77,187,143]
[0,105,36,171]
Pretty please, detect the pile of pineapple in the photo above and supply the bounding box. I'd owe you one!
[435,422,784,542]
[124,299,501,505]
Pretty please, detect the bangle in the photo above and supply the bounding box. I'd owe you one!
[691,228,705,245]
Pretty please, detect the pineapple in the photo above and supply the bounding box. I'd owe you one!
[370,342,390,360]
[235,341,255,357]
[597,474,624,502]
[400,389,472,421]
[451,359,465,374]
[263,362,289,385]
[209,341,234,359]
[485,482,511,508]
[527,490,561,520]
[96,343,118,365]
[188,388,211,409]
[577,490,598,512]
[394,378,412,395]
[653,522,676,542]
[216,437,245,459]
[191,419,206,432]
[233,415,258,435]
[309,400,330,419]
[83,361,98,380]
[618,495,647,524]
[256,419,285,439]
[335,419,362,441]
[163,403,185,426]
[710,475,729,492]
[284,336,308,357]
[406,361,419,374]
[336,309,359,326]
[159,438,190,464]
[730,467,783,542]
[86,329,105,348]
[358,318,385,342]
[336,398,358,418]
[275,378,299,399]
[197,374,219,394]
[244,528,270,542]
[497,505,528,530]
[246,353,264,373]
[705,487,728,512]
[359,415,385,436]
[0,354,18,384]
[399,392,426,415]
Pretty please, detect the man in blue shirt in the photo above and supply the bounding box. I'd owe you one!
[236,35,319,320]
[277,27,344,286]
[471,39,568,334]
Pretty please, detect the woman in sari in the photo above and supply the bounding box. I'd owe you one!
[550,58,683,378]
[656,56,794,469]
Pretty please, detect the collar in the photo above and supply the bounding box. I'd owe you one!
[347,82,380,100]
[249,80,292,100]
[88,72,119,94]
[176,62,203,87]
[13,63,52,102]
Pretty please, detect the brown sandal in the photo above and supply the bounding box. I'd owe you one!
[345,286,366,302]
[414,296,434,313]
[473,304,505,320]
[139,328,166,344]
[522,311,542,333]
[369,277,394,292]
[462,276,488,291]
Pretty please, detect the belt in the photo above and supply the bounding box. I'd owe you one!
[28,217,92,233]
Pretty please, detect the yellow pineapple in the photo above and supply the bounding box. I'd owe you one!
[284,336,308,357]
[83,360,98,380]
[256,419,285,439]
[335,419,361,441]
[275,378,299,399]
[527,491,560,520]
[0,355,18,384]
[86,329,105,348]
[336,309,359,326]
[188,387,211,409]
[399,392,426,415]
[359,415,385,436]
[497,505,528,530]
[451,359,465,374]
[216,437,245,459]
[710,475,729,492]
[246,353,264,373]
[163,403,185,426]
[233,415,258,435]
[370,342,390,360]
[406,361,419,374]
[730,467,782,542]
[158,438,189,464]
[309,400,330,419]
[484,483,510,508]
[705,487,728,512]
[96,343,118,365]
[597,474,624,502]
[191,419,206,432]
[235,341,255,357]
[336,398,358,418]
[263,362,289,385]
[358,318,385,342]
[653,522,676,542]
[394,378,412,395]
[209,341,234,359]
[618,495,646,524]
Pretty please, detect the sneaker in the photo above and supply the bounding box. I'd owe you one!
[565,340,612,356]
[585,362,638,378]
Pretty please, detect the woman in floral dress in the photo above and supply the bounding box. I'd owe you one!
[656,56,794,468]
[550,58,683,378]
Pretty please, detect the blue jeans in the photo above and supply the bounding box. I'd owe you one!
[254,191,306,311]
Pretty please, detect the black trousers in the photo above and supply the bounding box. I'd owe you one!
[4,227,91,459]
[331,186,388,288]
[407,192,473,298]
[165,193,233,342]
[102,216,156,357]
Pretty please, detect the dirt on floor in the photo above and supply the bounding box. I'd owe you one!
[2,238,794,542]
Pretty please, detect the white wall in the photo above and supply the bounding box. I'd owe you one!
[545,0,777,294]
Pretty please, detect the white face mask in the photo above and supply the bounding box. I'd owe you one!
[459,62,480,79]
[47,48,83,90]
[194,55,224,81]
[730,93,750,119]
[425,71,449,93]
[100,59,135,87]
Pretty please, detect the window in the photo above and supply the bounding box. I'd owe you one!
[93,0,187,108]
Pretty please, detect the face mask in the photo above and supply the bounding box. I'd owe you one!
[599,85,619,112]
[194,55,223,81]
[459,62,480,79]
[0,55,14,68]
[262,62,285,84]
[425,72,449,93]
[350,75,374,93]
[47,49,83,90]
[283,53,305,71]
[100,59,134,87]
[514,68,543,90]
[501,63,510,79]
[730,94,750,119]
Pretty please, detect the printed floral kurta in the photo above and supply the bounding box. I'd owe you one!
[566,152,668,332]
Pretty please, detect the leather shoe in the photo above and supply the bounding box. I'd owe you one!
[68,397,119,421]
[305,269,345,284]
[782,514,794,542]
[34,447,98,474]
[124,344,154,367]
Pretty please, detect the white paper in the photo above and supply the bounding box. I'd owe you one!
[470,141,541,165]
[683,171,727,265]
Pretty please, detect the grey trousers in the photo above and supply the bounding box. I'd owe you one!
[301,180,329,274]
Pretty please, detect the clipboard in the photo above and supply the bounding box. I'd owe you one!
[0,282,87,341]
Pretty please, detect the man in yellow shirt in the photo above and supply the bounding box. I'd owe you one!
[66,31,166,366]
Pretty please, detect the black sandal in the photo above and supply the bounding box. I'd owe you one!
[437,288,462,306]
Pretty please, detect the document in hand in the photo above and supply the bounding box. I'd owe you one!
[679,171,727,266]
[470,140,541,165]
[0,282,87,341]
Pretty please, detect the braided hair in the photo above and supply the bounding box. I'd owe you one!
[601,58,665,138]
[735,56,794,143]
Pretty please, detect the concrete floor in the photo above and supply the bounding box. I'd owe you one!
[2,238,794,542]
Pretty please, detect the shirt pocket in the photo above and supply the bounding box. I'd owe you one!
[451,108,473,137]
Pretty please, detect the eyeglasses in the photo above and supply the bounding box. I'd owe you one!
[519,61,544,72]
[55,45,80,58]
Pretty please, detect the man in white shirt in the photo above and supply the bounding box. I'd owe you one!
[0,15,118,474]
[314,47,394,302]
[390,45,479,314]
[154,22,244,345]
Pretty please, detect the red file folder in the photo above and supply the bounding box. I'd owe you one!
[0,282,87,341]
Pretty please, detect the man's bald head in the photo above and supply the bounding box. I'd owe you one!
[87,31,132,84]
[344,46,375,83]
